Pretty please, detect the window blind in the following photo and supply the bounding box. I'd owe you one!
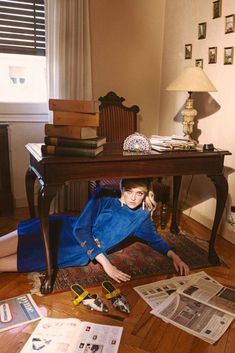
[0,0,45,56]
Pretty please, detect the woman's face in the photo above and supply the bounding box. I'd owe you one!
[121,186,146,209]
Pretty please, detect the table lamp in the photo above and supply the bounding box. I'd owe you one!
[166,67,217,142]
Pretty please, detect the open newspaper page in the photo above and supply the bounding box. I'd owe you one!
[0,293,42,333]
[177,271,235,316]
[72,321,123,353]
[20,317,123,353]
[150,292,234,344]
[134,272,205,309]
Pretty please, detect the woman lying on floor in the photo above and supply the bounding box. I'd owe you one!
[0,178,189,282]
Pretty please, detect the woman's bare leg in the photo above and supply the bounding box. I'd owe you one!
[0,254,17,271]
[0,230,18,257]
[0,230,18,271]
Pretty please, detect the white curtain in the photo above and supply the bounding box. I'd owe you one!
[45,0,92,100]
[45,0,92,213]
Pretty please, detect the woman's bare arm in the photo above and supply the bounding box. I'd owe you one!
[95,253,131,283]
[167,250,189,275]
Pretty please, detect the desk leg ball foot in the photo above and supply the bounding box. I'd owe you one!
[208,250,220,265]
[40,275,53,294]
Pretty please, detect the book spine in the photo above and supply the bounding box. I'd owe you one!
[41,144,103,157]
[45,124,81,138]
[44,125,97,139]
[44,136,106,148]
[49,99,99,113]
[44,136,105,148]
[53,111,100,126]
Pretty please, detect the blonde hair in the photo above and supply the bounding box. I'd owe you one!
[120,178,157,216]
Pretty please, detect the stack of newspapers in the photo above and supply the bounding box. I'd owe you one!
[134,271,235,344]
[150,135,196,151]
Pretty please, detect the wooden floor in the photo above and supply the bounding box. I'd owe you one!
[0,208,235,353]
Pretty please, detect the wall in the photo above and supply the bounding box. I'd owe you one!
[160,0,235,243]
[89,0,165,136]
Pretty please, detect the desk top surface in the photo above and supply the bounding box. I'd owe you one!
[26,142,231,165]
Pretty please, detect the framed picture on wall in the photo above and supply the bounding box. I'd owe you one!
[208,47,217,64]
[213,1,222,19]
[224,47,234,65]
[225,15,235,34]
[195,59,203,68]
[185,44,192,59]
[198,22,206,39]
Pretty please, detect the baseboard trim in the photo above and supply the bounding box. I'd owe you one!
[182,208,213,230]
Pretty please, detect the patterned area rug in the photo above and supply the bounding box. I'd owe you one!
[29,231,220,295]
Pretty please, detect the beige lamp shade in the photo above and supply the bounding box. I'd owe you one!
[166,66,217,92]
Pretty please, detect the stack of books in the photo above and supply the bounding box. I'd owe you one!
[42,99,106,157]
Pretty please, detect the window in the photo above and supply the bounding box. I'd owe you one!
[0,53,47,103]
[0,0,47,121]
[0,0,45,56]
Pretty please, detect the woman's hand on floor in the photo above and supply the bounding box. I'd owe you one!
[167,250,190,276]
[95,253,131,283]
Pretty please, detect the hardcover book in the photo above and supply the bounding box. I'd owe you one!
[53,111,100,126]
[44,136,106,148]
[41,144,104,157]
[49,99,99,113]
[45,124,97,139]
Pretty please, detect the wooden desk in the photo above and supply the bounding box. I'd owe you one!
[25,143,231,294]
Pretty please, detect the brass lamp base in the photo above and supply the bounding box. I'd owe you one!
[181,97,197,143]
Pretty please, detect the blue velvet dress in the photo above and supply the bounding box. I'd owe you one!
[17,191,172,272]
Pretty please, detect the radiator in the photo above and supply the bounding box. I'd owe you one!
[50,181,88,214]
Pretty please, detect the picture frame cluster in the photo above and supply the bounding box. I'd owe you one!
[184,0,234,66]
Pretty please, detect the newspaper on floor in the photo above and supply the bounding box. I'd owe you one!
[150,292,234,344]
[0,293,42,333]
[19,317,123,353]
[135,271,235,344]
[177,271,235,316]
[134,271,206,309]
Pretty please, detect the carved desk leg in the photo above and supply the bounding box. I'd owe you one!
[170,175,182,234]
[38,182,60,294]
[25,166,37,218]
[208,174,228,264]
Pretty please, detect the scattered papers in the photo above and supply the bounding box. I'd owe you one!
[20,317,123,353]
[134,272,204,309]
[177,271,235,316]
[135,271,235,344]
[0,294,42,333]
[151,292,233,344]
[150,135,196,151]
